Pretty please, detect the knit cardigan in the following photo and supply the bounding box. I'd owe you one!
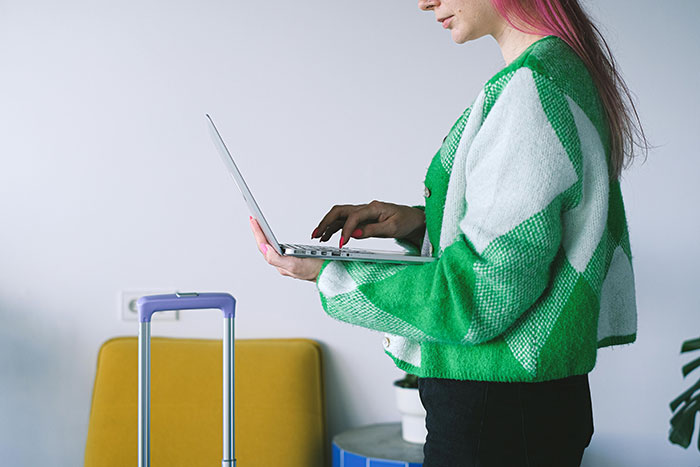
[315,36,637,382]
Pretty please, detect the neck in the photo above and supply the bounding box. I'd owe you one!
[493,26,547,65]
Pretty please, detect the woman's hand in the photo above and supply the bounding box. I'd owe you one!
[250,217,324,282]
[312,200,426,248]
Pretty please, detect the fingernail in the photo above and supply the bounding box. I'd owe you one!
[260,244,267,254]
[312,228,319,239]
[339,236,345,248]
[351,229,362,238]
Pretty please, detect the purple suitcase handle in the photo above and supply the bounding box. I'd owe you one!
[137,291,237,467]
[137,292,236,322]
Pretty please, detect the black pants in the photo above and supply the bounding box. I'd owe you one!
[418,374,594,467]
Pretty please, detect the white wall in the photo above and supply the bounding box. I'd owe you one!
[0,0,698,465]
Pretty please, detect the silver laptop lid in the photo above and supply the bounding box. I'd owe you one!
[206,114,284,255]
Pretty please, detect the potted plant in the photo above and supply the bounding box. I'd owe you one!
[669,335,700,451]
[394,373,427,444]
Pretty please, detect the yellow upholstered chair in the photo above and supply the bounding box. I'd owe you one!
[84,337,326,467]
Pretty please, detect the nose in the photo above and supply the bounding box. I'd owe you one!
[418,0,438,11]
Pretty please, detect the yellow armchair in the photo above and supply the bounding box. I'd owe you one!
[84,337,327,466]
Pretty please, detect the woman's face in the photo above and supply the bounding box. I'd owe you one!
[418,0,504,44]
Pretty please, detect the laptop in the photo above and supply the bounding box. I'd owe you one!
[206,114,435,264]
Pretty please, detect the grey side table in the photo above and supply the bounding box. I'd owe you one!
[332,423,424,467]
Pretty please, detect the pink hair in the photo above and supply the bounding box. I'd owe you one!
[491,0,584,59]
[490,0,648,180]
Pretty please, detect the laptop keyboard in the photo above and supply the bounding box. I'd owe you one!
[285,243,370,255]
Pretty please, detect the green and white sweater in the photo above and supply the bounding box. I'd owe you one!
[315,36,637,382]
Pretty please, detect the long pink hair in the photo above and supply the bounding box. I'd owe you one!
[491,0,648,180]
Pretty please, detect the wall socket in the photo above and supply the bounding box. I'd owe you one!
[120,290,179,321]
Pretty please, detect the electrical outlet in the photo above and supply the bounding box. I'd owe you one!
[120,290,179,321]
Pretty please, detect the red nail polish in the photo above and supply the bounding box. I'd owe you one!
[339,236,345,248]
[312,228,319,238]
[352,229,362,238]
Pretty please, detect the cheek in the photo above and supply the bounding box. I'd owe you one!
[455,8,490,41]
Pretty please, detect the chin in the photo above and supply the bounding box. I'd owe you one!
[452,27,483,45]
[451,30,470,45]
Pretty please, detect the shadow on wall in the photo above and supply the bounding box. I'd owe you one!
[0,303,88,465]
[316,341,369,437]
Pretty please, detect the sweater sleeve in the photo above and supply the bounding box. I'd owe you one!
[316,68,579,345]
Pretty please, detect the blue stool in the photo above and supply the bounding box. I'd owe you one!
[332,423,423,467]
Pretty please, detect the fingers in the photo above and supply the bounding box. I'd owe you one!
[311,201,405,248]
[350,218,394,240]
[250,217,304,269]
[338,202,387,247]
[249,216,270,248]
[259,238,298,271]
[250,216,322,281]
[312,202,387,247]
[312,204,355,242]
[319,219,345,242]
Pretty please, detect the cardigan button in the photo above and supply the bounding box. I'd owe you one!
[424,186,431,198]
[383,337,391,348]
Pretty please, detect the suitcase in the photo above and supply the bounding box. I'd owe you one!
[137,292,237,467]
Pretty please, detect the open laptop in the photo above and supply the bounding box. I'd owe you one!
[206,114,434,264]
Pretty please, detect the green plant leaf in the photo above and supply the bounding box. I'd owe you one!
[669,398,699,449]
[670,336,700,452]
[681,337,700,353]
[670,394,699,426]
[682,356,700,378]
[393,373,419,388]
[670,379,700,412]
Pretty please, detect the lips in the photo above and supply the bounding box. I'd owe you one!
[438,15,454,29]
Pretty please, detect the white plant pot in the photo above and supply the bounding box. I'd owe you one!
[394,385,427,444]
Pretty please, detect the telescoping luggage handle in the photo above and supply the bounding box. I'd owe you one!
[137,292,237,467]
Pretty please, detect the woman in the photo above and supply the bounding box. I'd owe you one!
[250,0,647,465]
